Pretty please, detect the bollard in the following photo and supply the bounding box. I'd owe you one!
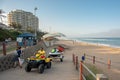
[80,61,83,80]
[2,42,6,55]
[16,41,18,47]
[96,74,108,80]
[76,56,78,70]
[93,56,95,64]
[108,59,111,69]
[24,40,26,48]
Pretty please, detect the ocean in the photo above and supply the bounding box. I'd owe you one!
[74,38,120,48]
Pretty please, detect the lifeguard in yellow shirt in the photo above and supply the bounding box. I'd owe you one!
[35,47,46,60]
[38,47,45,55]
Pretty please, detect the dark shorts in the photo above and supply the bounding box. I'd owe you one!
[13,55,19,62]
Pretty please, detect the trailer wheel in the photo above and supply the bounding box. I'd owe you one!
[60,58,63,62]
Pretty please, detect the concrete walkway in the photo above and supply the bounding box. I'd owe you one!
[0,41,79,80]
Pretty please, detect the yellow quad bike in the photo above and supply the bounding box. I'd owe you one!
[25,54,52,74]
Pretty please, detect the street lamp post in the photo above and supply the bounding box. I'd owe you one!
[34,7,37,38]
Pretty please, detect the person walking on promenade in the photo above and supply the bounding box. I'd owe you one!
[13,46,23,68]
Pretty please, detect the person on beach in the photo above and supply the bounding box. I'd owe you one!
[13,46,23,68]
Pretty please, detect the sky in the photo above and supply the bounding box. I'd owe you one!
[0,0,120,37]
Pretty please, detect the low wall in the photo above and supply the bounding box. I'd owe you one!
[0,54,15,71]
[0,41,47,72]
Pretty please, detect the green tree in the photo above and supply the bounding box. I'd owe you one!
[0,28,21,41]
[10,22,22,30]
[26,26,34,33]
[37,31,47,40]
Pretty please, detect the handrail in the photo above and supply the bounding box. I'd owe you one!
[82,74,86,80]
[82,63,96,79]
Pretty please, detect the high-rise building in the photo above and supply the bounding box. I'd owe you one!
[8,10,39,31]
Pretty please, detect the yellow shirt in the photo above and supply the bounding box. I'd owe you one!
[38,50,45,55]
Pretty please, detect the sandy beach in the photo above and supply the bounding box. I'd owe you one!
[55,40,120,80]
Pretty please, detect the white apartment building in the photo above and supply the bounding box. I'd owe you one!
[8,10,39,31]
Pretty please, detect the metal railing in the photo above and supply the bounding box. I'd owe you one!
[84,53,112,69]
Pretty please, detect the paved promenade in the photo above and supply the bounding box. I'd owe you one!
[0,41,79,80]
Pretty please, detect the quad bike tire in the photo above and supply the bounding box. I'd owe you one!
[25,64,31,72]
[38,64,45,73]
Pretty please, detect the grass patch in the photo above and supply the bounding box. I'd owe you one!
[0,49,2,54]
[85,75,95,80]
[84,63,103,80]
[86,63,102,74]
[0,46,16,54]
[6,46,16,53]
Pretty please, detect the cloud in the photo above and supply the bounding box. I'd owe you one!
[80,29,120,37]
[0,13,7,25]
